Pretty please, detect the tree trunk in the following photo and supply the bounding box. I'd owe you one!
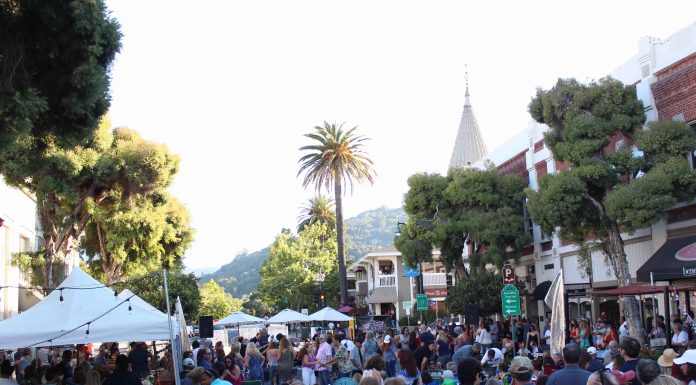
[334,177,348,305]
[607,223,645,344]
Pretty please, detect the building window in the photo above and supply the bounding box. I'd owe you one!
[544,263,554,270]
[19,235,31,253]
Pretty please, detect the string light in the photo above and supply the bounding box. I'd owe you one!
[127,299,132,313]
[59,289,64,302]
[86,323,91,336]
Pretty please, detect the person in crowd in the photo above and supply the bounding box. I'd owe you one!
[43,367,61,385]
[525,324,540,351]
[316,334,333,385]
[586,347,605,372]
[127,342,150,380]
[103,354,141,385]
[619,337,641,385]
[607,352,625,372]
[201,367,232,385]
[586,369,619,385]
[56,349,74,382]
[657,348,676,376]
[441,370,456,385]
[635,359,660,385]
[362,355,385,385]
[299,342,318,385]
[363,332,379,361]
[481,348,503,367]
[198,348,213,370]
[15,348,31,382]
[350,339,365,375]
[489,320,500,345]
[675,349,696,385]
[278,337,295,383]
[508,356,533,385]
[602,320,619,347]
[568,320,579,345]
[214,348,226,366]
[0,359,15,385]
[397,350,422,385]
[400,328,411,349]
[545,344,590,385]
[452,343,481,365]
[221,356,242,385]
[384,378,407,385]
[420,325,435,347]
[360,377,381,385]
[618,317,629,341]
[327,336,353,379]
[382,335,397,378]
[182,367,206,385]
[408,331,419,352]
[457,357,482,385]
[476,321,492,351]
[453,333,468,353]
[495,361,512,385]
[243,342,264,381]
[83,369,101,385]
[672,323,689,350]
[437,332,451,366]
[229,344,244,371]
[578,350,591,371]
[578,319,592,349]
[192,341,201,365]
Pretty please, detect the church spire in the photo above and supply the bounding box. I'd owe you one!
[448,70,488,170]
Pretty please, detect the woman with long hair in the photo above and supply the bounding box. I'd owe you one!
[244,342,265,381]
[408,331,418,351]
[578,319,592,349]
[526,324,540,350]
[569,319,579,344]
[299,343,318,385]
[278,337,296,384]
[230,344,244,369]
[381,335,397,378]
[476,320,492,351]
[362,355,385,385]
[266,341,280,385]
[363,332,378,361]
[222,355,243,385]
[436,332,451,367]
[396,350,423,385]
[400,327,411,350]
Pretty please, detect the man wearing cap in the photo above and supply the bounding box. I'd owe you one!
[546,344,591,385]
[509,356,534,385]
[585,347,604,372]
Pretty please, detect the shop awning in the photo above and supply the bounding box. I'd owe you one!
[637,235,696,282]
[366,287,398,304]
[532,280,552,301]
[592,283,696,296]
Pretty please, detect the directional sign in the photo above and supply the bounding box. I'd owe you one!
[502,264,515,285]
[417,294,428,311]
[501,284,521,315]
[402,301,412,310]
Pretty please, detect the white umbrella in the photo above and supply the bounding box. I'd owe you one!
[309,307,352,322]
[267,308,311,324]
[215,311,265,326]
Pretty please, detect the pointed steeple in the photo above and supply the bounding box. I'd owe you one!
[448,70,488,170]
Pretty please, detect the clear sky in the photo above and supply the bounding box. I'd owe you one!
[104,0,696,270]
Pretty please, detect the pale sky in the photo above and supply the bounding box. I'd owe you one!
[105,0,696,270]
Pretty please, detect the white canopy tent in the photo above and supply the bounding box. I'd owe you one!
[308,307,352,322]
[119,289,167,316]
[267,308,310,324]
[215,311,265,327]
[0,267,175,349]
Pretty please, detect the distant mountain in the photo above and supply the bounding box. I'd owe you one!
[200,206,405,297]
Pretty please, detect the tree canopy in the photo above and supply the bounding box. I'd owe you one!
[445,269,525,317]
[257,222,339,311]
[199,279,242,320]
[396,165,531,278]
[527,77,696,342]
[126,271,201,321]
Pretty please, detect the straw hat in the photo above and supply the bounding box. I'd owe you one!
[658,348,677,367]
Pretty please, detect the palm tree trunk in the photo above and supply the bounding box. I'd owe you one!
[334,177,348,305]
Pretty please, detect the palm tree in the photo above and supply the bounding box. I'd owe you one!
[298,122,375,304]
[297,195,336,233]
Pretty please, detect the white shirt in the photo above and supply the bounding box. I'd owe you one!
[673,330,689,345]
[619,322,629,339]
[192,347,200,365]
[481,348,503,366]
[544,329,551,343]
[478,329,492,345]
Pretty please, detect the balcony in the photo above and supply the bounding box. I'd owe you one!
[378,274,396,287]
[423,273,447,286]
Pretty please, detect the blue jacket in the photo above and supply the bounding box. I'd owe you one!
[546,364,591,385]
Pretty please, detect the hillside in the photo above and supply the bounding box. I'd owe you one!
[200,206,405,296]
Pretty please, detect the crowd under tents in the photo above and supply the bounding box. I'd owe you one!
[0,267,178,349]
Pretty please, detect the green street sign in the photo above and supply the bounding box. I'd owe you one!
[402,301,411,310]
[417,294,428,311]
[501,284,521,316]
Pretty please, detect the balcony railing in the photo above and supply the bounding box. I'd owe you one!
[378,274,396,287]
[423,273,447,286]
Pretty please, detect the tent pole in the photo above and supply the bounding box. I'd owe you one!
[164,269,181,385]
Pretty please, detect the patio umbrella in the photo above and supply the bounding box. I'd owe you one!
[267,309,311,324]
[309,307,352,322]
[215,311,265,327]
[338,305,353,313]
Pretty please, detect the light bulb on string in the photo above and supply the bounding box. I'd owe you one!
[127,299,132,314]
[59,288,64,303]
[85,323,90,339]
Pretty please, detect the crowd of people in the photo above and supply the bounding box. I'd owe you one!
[3,313,696,385]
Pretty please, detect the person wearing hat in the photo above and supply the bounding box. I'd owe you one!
[585,347,604,372]
[674,349,696,385]
[658,348,677,376]
[509,356,534,385]
[546,344,591,385]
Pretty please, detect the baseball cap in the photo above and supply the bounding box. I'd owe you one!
[510,356,533,374]
[384,335,391,344]
[587,347,597,354]
[442,370,454,380]
[183,358,195,368]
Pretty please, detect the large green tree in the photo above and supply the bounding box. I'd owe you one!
[396,165,531,279]
[526,77,696,342]
[0,0,122,286]
[199,279,242,320]
[298,122,375,304]
[126,271,201,320]
[257,222,339,311]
